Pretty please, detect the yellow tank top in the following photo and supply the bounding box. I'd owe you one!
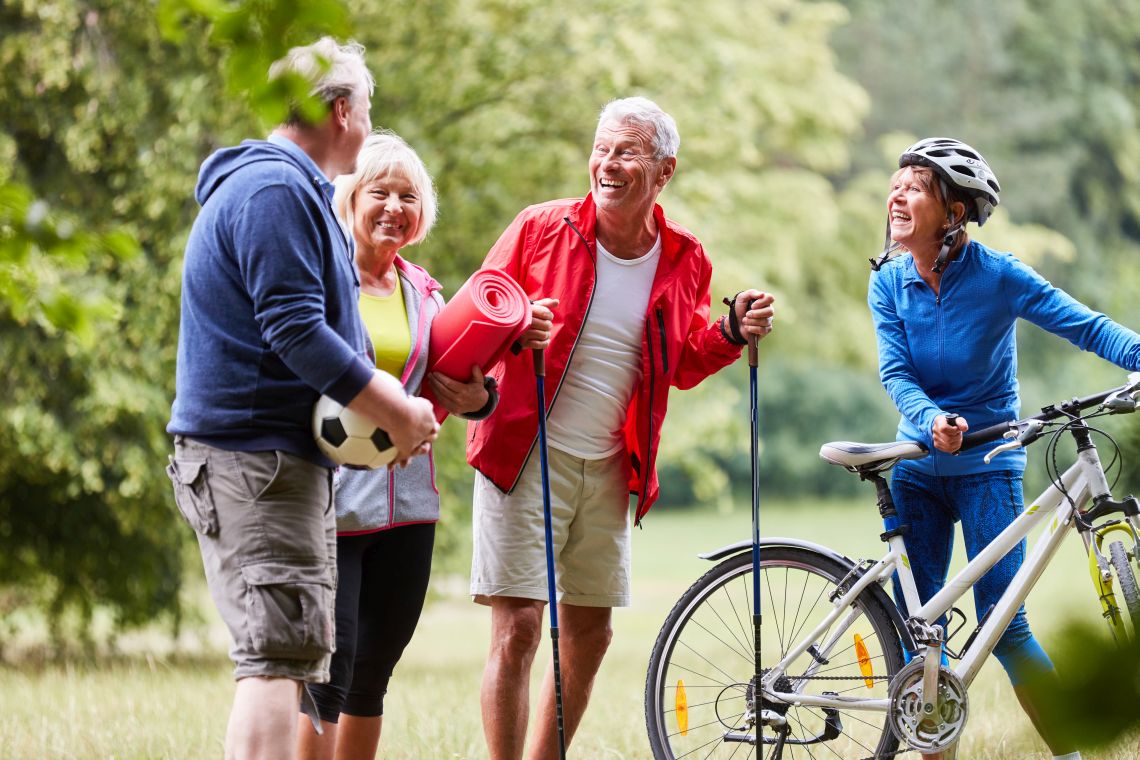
[359,285,411,377]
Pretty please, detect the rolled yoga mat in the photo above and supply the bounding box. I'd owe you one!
[426,268,530,415]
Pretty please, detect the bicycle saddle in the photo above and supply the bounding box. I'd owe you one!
[819,440,929,473]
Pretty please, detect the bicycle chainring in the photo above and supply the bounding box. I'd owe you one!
[887,658,969,752]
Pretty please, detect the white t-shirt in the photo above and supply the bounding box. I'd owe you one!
[547,235,661,458]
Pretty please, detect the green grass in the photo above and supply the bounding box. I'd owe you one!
[2,501,1139,758]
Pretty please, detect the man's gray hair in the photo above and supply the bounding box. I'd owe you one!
[269,37,375,126]
[597,97,680,159]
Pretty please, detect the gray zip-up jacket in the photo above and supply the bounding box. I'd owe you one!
[335,256,497,533]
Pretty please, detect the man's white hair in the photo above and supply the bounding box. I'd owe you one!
[597,97,680,159]
[269,37,375,126]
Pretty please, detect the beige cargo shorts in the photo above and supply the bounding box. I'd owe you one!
[167,436,336,683]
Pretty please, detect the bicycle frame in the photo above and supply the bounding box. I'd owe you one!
[765,440,1140,713]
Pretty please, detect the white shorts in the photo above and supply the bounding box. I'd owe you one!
[470,448,632,607]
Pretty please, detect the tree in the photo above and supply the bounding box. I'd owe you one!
[0,0,350,642]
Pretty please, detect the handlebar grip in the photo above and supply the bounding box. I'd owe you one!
[960,421,1014,452]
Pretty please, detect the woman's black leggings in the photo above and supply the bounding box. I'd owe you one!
[309,522,435,722]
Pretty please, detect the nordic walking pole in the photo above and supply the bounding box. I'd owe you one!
[747,331,763,757]
[533,348,567,759]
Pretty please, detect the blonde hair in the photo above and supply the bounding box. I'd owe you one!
[335,131,438,247]
[269,37,374,126]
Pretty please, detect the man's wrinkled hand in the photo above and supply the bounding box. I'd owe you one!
[519,298,558,350]
[389,396,439,467]
[736,289,776,340]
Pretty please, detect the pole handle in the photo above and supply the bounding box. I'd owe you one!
[533,348,545,377]
[748,333,758,368]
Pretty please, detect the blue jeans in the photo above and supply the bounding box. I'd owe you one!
[890,466,1052,684]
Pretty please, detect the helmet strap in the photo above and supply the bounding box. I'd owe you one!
[931,215,965,274]
[870,216,902,271]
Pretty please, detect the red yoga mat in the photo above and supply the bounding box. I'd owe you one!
[428,268,530,383]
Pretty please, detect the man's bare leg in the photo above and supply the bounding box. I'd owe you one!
[227,676,302,760]
[482,597,545,760]
[527,604,612,759]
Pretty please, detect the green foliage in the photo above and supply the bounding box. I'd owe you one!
[834,0,1140,520]
[157,0,351,126]
[1,0,263,642]
[1029,621,1140,748]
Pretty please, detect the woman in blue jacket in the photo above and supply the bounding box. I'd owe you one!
[869,137,1140,760]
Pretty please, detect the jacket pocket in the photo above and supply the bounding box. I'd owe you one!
[240,562,334,660]
[165,456,219,536]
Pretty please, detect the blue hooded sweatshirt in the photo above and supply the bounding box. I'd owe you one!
[168,135,374,465]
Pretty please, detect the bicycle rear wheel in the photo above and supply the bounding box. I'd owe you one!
[1108,540,1140,636]
[645,546,905,759]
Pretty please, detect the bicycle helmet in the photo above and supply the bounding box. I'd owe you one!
[898,137,1000,226]
[871,137,1001,273]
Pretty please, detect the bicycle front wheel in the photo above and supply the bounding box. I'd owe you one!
[1108,540,1140,636]
[645,546,905,760]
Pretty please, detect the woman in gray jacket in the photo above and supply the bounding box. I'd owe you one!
[297,132,497,760]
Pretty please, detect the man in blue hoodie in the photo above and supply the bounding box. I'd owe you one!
[167,38,438,760]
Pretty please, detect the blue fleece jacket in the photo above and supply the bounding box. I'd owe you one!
[168,135,374,464]
[869,240,1140,476]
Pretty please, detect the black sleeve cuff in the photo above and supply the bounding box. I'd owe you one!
[458,376,499,421]
[718,315,747,346]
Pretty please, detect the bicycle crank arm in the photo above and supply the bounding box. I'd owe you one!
[921,644,942,718]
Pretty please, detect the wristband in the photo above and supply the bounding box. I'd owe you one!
[720,294,748,345]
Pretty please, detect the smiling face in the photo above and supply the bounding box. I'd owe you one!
[887,166,951,253]
[351,173,421,257]
[589,118,675,219]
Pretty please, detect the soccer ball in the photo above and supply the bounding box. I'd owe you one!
[312,395,397,469]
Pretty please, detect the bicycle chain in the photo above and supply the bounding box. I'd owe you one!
[787,673,892,682]
[767,674,913,760]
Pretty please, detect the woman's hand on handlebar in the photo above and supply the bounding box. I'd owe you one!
[933,414,969,453]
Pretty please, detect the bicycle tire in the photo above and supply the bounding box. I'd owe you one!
[1108,540,1140,635]
[645,546,905,760]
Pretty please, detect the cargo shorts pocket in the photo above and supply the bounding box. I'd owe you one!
[240,562,334,660]
[166,456,219,536]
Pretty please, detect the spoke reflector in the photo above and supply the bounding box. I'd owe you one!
[855,633,874,689]
[675,679,689,735]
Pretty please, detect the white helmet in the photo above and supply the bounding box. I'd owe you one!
[899,137,1001,226]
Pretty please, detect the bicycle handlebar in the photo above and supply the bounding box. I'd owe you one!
[959,381,1135,453]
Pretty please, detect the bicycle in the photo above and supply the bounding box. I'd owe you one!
[644,372,1140,759]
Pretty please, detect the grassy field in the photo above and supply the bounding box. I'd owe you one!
[3,500,1139,758]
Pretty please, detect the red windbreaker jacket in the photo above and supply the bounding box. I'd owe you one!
[467,194,743,523]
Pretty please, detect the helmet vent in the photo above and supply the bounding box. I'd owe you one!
[950,163,977,177]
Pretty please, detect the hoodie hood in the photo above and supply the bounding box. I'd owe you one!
[195,140,317,206]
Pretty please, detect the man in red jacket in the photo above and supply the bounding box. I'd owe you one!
[468,97,775,758]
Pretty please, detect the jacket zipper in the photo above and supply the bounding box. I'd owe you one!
[638,317,658,524]
[505,217,599,493]
[932,268,950,478]
[655,308,669,373]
